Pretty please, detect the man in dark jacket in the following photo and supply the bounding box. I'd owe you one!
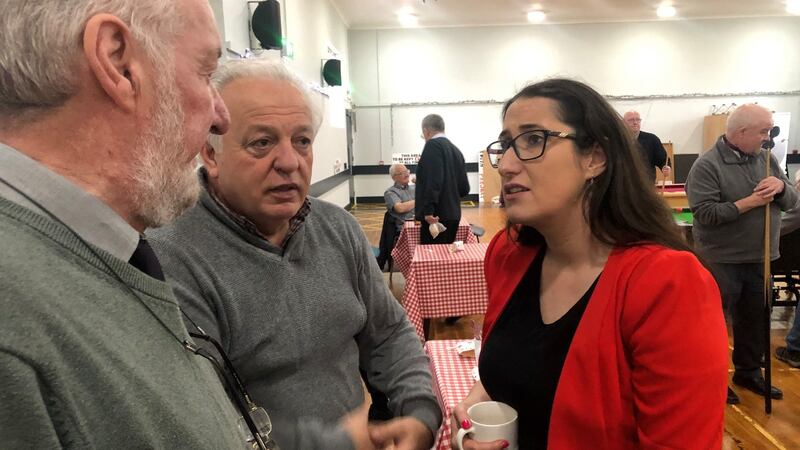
[414,114,470,244]
[624,110,671,183]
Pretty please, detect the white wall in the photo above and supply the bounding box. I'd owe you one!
[317,179,350,206]
[349,16,800,198]
[213,0,351,207]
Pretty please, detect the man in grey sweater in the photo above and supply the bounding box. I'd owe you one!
[150,59,441,450]
[0,0,246,447]
[687,104,798,405]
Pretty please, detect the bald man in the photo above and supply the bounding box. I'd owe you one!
[686,104,798,405]
[623,111,670,183]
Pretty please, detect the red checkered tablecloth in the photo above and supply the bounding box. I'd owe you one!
[425,339,477,450]
[391,219,477,276]
[403,243,489,340]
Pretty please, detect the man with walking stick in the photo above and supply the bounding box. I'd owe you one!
[686,104,796,407]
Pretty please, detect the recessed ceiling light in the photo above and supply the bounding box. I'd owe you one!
[527,10,546,23]
[656,5,677,18]
[397,12,418,27]
[787,0,800,15]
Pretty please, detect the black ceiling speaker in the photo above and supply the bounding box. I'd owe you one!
[322,59,342,86]
[251,0,282,50]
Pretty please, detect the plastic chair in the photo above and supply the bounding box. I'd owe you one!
[470,223,485,242]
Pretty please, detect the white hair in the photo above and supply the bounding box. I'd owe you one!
[207,58,322,153]
[0,0,180,124]
[389,163,406,176]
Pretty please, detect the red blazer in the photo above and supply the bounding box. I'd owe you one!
[483,230,728,449]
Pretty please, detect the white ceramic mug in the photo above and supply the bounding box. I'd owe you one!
[455,401,518,450]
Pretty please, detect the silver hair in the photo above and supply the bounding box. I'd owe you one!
[207,58,322,153]
[421,114,445,132]
[389,163,406,176]
[0,0,180,123]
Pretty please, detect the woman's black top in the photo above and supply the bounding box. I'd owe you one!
[479,249,599,449]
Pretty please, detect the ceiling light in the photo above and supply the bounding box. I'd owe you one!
[787,0,800,15]
[397,13,418,27]
[656,5,677,18]
[527,10,546,23]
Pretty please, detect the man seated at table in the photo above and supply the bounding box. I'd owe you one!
[377,163,415,270]
[150,58,440,450]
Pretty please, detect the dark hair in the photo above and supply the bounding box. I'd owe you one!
[421,114,445,132]
[503,78,692,253]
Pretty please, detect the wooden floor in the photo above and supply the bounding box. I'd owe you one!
[350,203,800,449]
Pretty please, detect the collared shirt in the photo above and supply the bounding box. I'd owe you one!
[385,182,415,225]
[0,143,139,261]
[431,132,447,140]
[722,134,747,159]
[202,168,310,252]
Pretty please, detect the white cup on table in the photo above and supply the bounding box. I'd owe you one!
[455,401,518,450]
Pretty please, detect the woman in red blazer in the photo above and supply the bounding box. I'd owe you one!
[452,79,728,450]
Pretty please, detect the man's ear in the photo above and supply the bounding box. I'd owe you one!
[585,142,607,179]
[201,142,221,178]
[82,14,142,113]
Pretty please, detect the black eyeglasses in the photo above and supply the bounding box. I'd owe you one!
[485,129,577,168]
[183,317,277,450]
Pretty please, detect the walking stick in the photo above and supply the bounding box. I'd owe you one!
[762,125,780,414]
[763,144,772,414]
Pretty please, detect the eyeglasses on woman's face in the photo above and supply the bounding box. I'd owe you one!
[485,129,577,168]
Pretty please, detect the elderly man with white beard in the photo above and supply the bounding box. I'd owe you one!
[0,0,248,447]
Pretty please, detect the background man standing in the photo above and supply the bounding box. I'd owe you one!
[686,104,798,404]
[623,110,671,183]
[415,114,470,244]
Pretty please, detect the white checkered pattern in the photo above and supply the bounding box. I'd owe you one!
[403,243,489,340]
[391,219,477,276]
[425,340,478,450]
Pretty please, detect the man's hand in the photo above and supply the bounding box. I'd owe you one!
[368,417,433,450]
[754,176,785,198]
[424,215,439,225]
[735,192,773,214]
[341,402,376,450]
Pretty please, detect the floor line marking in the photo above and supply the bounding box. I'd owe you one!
[729,405,787,450]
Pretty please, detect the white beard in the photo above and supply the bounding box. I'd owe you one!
[131,69,200,228]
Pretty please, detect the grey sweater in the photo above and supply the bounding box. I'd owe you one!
[0,198,244,448]
[150,188,441,450]
[686,136,798,263]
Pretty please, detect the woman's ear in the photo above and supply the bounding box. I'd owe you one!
[585,142,607,180]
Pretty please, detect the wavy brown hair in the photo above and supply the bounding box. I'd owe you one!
[503,78,692,253]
